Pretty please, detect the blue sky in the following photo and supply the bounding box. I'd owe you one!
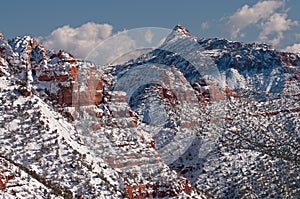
[1,0,300,57]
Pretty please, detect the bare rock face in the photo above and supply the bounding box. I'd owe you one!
[108,91,138,127]
[72,66,103,107]
[6,36,104,110]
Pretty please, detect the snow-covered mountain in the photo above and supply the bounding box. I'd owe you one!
[0,24,299,198]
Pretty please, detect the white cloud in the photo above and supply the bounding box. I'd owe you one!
[228,1,283,38]
[41,22,113,59]
[259,13,298,45]
[227,0,299,46]
[284,43,300,53]
[86,31,136,65]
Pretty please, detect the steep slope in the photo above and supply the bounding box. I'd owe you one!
[0,70,125,198]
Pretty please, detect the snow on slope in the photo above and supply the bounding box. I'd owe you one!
[0,73,123,198]
[1,32,202,198]
[108,24,300,198]
[0,24,299,198]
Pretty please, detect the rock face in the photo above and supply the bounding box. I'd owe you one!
[72,65,103,107]
[1,36,104,111]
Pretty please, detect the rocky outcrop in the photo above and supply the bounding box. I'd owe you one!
[277,51,300,66]
[72,66,103,107]
[18,86,31,97]
[4,35,104,110]
[250,106,300,117]
[124,179,192,199]
[0,170,15,191]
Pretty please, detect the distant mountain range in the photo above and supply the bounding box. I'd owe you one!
[0,24,299,198]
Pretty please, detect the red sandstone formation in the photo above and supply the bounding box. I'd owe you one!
[251,107,300,117]
[225,87,241,98]
[0,170,15,191]
[124,179,192,199]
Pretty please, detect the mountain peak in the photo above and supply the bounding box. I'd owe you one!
[173,24,191,36]
[162,24,193,44]
[0,32,4,40]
